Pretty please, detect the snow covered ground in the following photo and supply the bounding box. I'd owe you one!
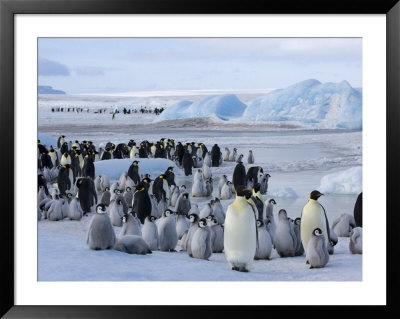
[37,90,363,282]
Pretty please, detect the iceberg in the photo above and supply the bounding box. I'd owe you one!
[155,94,247,121]
[241,79,362,129]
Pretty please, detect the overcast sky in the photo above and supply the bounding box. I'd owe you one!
[38,38,362,94]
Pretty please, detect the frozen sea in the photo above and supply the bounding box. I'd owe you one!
[37,92,362,283]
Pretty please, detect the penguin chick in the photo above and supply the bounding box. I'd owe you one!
[247,150,254,164]
[293,217,304,256]
[199,203,213,219]
[210,217,224,253]
[185,213,200,255]
[254,219,273,260]
[108,197,125,227]
[175,192,191,216]
[218,175,228,197]
[68,197,83,220]
[100,187,111,206]
[220,181,234,200]
[307,228,329,269]
[191,218,212,260]
[142,216,159,251]
[331,213,356,237]
[47,198,63,221]
[157,209,178,252]
[274,209,296,257]
[86,204,116,250]
[211,197,225,225]
[176,212,189,240]
[120,212,142,237]
[349,227,362,254]
[114,235,152,255]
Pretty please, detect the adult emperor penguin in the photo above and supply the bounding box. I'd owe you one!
[300,190,332,261]
[191,218,213,260]
[152,174,170,203]
[128,160,141,185]
[86,204,116,250]
[48,146,59,167]
[306,228,329,269]
[57,135,66,149]
[252,183,265,220]
[57,164,74,196]
[142,215,159,251]
[349,227,362,254]
[246,166,263,190]
[157,209,178,252]
[232,161,246,190]
[210,144,221,167]
[247,150,254,164]
[353,192,362,227]
[132,181,152,224]
[120,211,142,237]
[254,219,273,260]
[76,177,97,214]
[82,154,95,180]
[274,209,296,257]
[164,166,176,187]
[224,186,257,272]
[182,150,194,176]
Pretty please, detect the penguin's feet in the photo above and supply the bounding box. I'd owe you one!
[169,249,177,252]
[306,260,309,264]
[232,266,240,271]
[239,268,249,273]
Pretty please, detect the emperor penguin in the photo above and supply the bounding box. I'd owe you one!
[47,197,63,221]
[108,197,125,227]
[81,154,95,180]
[118,172,128,192]
[331,213,356,237]
[120,212,142,236]
[176,211,190,240]
[164,166,176,188]
[204,152,212,167]
[48,146,59,167]
[274,209,297,257]
[123,186,134,208]
[182,150,194,176]
[152,174,170,203]
[128,160,141,185]
[293,217,304,256]
[37,185,48,204]
[149,194,161,218]
[209,217,224,253]
[223,147,230,161]
[192,175,205,197]
[94,175,102,193]
[175,192,191,216]
[202,162,212,180]
[300,190,332,261]
[218,175,228,197]
[57,163,74,196]
[211,197,225,225]
[224,186,257,272]
[132,181,152,224]
[349,227,362,254]
[247,150,254,164]
[199,203,213,219]
[157,197,168,217]
[99,174,110,192]
[86,204,116,250]
[254,219,273,260]
[204,178,213,197]
[236,154,244,164]
[306,228,329,269]
[220,181,235,200]
[142,215,159,251]
[76,177,97,214]
[232,161,246,190]
[210,144,221,167]
[246,166,264,190]
[188,203,200,216]
[259,173,271,195]
[185,213,200,255]
[354,192,362,227]
[252,183,265,220]
[114,235,152,255]
[191,218,213,260]
[68,196,83,221]
[109,182,120,201]
[57,135,66,149]
[170,185,180,207]
[157,209,178,252]
[100,187,111,207]
[265,198,277,243]
[228,148,237,162]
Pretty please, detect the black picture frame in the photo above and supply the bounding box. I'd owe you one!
[1,0,398,317]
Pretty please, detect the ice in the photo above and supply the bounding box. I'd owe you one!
[318,166,362,194]
[154,94,247,121]
[38,85,65,94]
[241,79,362,129]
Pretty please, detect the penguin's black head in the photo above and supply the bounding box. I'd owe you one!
[269,198,276,205]
[253,183,261,193]
[295,217,301,225]
[183,193,189,199]
[163,209,174,217]
[214,197,220,203]
[96,204,106,213]
[235,185,247,197]
[256,219,264,227]
[309,190,323,200]
[313,228,322,236]
[105,187,110,192]
[198,218,207,228]
[243,189,252,200]
[206,214,214,221]
[189,213,199,223]
[126,186,131,192]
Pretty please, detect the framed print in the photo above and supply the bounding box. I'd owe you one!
[1,0,399,317]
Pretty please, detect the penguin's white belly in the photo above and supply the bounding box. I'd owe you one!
[224,205,256,266]
[220,186,232,200]
[192,180,204,197]
[301,202,328,250]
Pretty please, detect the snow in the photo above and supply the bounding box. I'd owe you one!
[318,166,362,194]
[155,94,247,121]
[36,88,363,284]
[241,79,362,129]
[95,158,180,180]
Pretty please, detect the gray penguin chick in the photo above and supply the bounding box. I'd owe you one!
[86,204,116,250]
[114,235,152,255]
[191,218,212,260]
[306,228,329,268]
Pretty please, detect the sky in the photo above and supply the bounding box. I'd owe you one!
[38,38,362,94]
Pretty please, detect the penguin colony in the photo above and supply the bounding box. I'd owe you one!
[38,136,362,270]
